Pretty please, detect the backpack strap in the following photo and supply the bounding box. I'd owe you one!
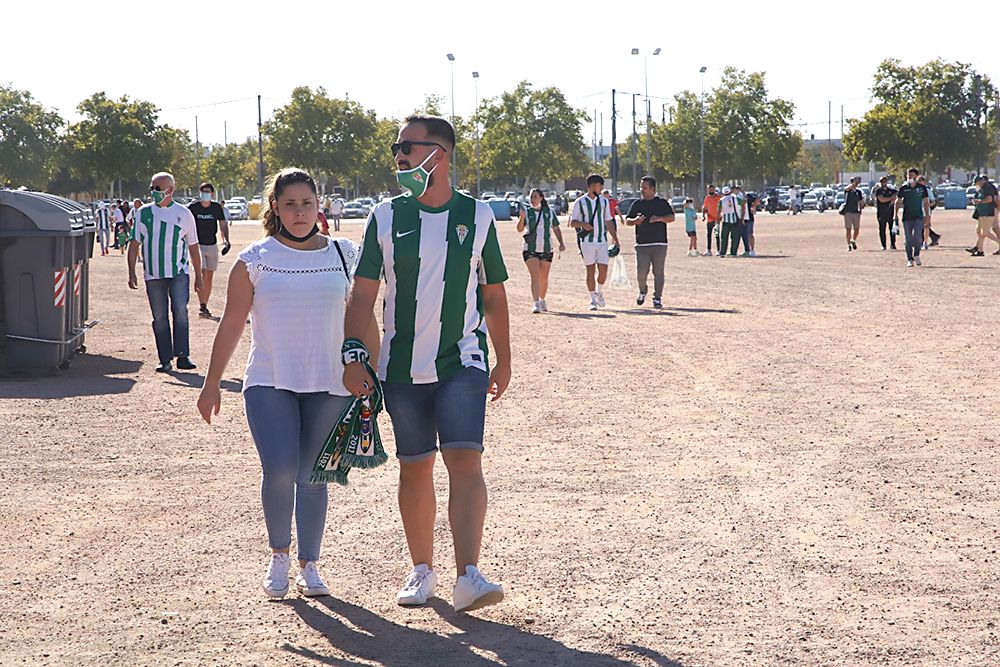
[332,239,350,282]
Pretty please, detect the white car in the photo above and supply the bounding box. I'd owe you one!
[225,200,248,219]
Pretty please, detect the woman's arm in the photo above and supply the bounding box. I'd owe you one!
[516,209,526,233]
[553,225,565,250]
[197,262,252,423]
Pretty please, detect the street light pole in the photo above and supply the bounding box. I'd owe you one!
[699,66,707,203]
[632,93,638,191]
[472,71,480,196]
[632,47,659,178]
[447,53,456,188]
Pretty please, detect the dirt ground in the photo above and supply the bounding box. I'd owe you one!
[1,206,998,667]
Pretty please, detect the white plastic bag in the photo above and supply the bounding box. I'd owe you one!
[608,254,631,290]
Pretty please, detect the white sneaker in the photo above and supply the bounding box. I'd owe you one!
[263,552,291,598]
[588,295,598,311]
[914,256,922,266]
[296,561,330,597]
[538,299,548,312]
[396,564,438,606]
[531,301,541,314]
[595,292,606,308]
[702,250,713,256]
[749,250,757,257]
[906,260,914,267]
[453,565,504,613]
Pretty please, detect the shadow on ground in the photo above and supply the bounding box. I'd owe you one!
[286,596,686,667]
[0,353,139,399]
[166,372,243,393]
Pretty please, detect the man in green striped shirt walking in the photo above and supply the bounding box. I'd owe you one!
[343,115,511,613]
[127,171,203,373]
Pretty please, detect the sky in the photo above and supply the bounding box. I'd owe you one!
[2,0,996,150]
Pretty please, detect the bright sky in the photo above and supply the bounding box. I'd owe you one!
[3,0,995,150]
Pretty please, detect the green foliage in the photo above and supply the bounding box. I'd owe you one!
[478,81,589,189]
[64,92,164,190]
[844,59,996,172]
[0,85,63,189]
[264,86,377,186]
[204,139,260,195]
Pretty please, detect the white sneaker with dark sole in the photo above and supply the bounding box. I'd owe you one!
[296,561,330,597]
[453,565,504,613]
[263,553,291,599]
[595,293,606,308]
[397,564,438,606]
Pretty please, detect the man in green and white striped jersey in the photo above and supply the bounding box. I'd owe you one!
[127,171,203,373]
[343,115,511,613]
[570,174,620,310]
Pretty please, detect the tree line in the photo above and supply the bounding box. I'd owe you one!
[0,59,994,200]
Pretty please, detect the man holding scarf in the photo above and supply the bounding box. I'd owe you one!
[343,115,511,613]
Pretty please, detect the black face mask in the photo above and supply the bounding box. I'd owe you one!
[277,223,320,243]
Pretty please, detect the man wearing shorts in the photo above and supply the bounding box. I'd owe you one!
[625,176,674,308]
[188,182,230,318]
[701,184,721,255]
[570,174,620,311]
[842,177,864,251]
[968,174,999,257]
[344,115,510,614]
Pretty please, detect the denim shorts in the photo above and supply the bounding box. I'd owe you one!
[381,366,490,462]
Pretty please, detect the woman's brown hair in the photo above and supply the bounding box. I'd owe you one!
[261,167,318,236]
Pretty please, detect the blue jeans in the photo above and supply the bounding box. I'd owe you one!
[144,274,190,364]
[244,386,352,562]
[902,218,923,261]
[382,367,490,462]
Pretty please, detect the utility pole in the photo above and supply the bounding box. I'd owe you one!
[447,53,456,187]
[828,101,833,184]
[611,90,618,197]
[632,93,638,191]
[195,115,201,186]
[599,113,603,160]
[645,99,652,177]
[699,66,706,204]
[224,120,227,145]
[257,95,265,195]
[593,108,598,163]
[473,71,481,196]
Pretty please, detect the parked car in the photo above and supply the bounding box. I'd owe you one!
[801,191,820,211]
[503,191,519,200]
[480,191,497,200]
[669,195,687,212]
[617,197,640,218]
[967,185,977,206]
[225,200,247,219]
[357,197,377,209]
[342,201,368,218]
[834,192,846,208]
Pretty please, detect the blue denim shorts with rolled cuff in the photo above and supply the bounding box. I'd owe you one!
[381,366,490,462]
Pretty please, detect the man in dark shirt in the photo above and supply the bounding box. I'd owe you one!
[968,174,999,257]
[842,177,864,251]
[895,168,930,267]
[873,176,897,251]
[187,182,230,318]
[626,176,675,309]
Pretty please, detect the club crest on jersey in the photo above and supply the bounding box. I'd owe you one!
[455,224,469,245]
[412,172,424,184]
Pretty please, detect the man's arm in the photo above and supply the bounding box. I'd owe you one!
[607,217,620,245]
[343,276,380,397]
[127,240,140,289]
[481,282,510,402]
[188,244,204,293]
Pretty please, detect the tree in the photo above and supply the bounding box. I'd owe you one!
[478,81,589,191]
[155,126,198,191]
[203,139,259,196]
[844,59,996,173]
[63,92,162,194]
[264,87,377,188]
[0,85,64,189]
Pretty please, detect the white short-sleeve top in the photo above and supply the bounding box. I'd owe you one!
[238,235,358,396]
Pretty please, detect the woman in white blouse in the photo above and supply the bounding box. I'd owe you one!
[197,167,378,599]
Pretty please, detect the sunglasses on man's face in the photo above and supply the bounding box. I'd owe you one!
[391,140,445,156]
[150,184,167,191]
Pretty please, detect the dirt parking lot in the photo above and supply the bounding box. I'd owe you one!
[1,207,998,666]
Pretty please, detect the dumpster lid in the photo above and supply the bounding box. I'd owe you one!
[0,190,87,234]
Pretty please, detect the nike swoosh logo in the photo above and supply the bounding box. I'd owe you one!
[395,230,417,238]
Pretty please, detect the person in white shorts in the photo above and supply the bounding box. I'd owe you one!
[569,174,619,310]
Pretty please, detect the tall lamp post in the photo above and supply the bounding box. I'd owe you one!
[632,47,660,178]
[447,53,456,187]
[699,66,707,203]
[472,71,481,196]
